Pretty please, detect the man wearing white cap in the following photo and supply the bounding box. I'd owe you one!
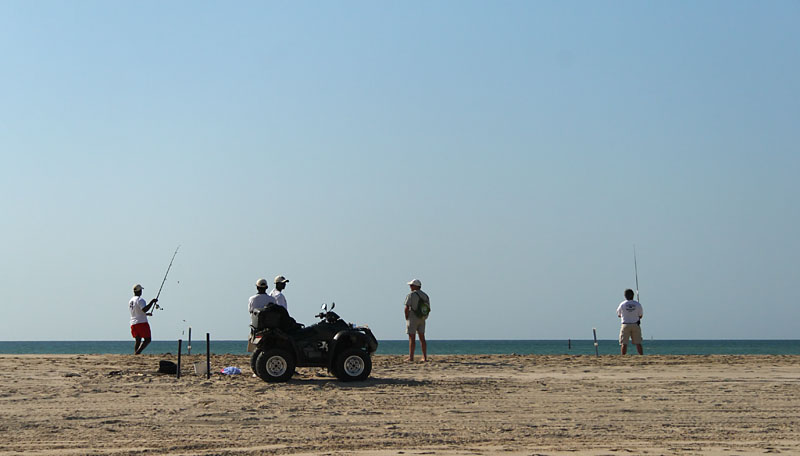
[249,278,277,315]
[247,278,278,356]
[129,284,158,355]
[404,279,430,362]
[270,276,289,310]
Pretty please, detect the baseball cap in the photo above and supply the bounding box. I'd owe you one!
[256,278,268,288]
[133,284,143,292]
[407,279,421,287]
[274,275,289,284]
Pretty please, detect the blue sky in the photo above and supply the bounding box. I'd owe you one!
[1,1,798,341]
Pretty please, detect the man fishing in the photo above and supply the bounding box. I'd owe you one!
[129,284,158,354]
[616,288,644,355]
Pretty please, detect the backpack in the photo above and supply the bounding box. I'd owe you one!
[413,291,430,319]
[158,360,177,375]
[252,303,302,332]
[252,305,282,330]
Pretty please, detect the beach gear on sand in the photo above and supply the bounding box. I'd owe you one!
[158,360,178,374]
[220,366,241,375]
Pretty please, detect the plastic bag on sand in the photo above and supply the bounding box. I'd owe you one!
[220,366,241,375]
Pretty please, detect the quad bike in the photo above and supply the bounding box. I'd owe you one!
[249,302,378,382]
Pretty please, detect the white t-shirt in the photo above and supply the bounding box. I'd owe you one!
[269,289,287,310]
[129,296,148,325]
[249,293,277,314]
[616,300,643,324]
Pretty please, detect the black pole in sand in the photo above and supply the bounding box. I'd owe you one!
[206,333,211,380]
[177,339,182,379]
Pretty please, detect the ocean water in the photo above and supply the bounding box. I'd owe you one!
[1,340,798,356]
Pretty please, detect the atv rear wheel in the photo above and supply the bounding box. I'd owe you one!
[255,348,295,382]
[334,348,372,382]
[250,349,261,376]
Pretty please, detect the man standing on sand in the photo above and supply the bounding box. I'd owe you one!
[270,275,289,310]
[617,288,644,355]
[404,279,430,362]
[129,284,158,355]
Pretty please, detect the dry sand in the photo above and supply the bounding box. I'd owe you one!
[1,354,798,455]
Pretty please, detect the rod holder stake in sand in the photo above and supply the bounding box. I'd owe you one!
[177,339,182,379]
[206,333,211,380]
[592,328,599,357]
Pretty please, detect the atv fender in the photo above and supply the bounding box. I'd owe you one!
[331,330,370,357]
[255,328,298,358]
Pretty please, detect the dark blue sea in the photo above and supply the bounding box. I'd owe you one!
[1,340,798,356]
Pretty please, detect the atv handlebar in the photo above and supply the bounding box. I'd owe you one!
[315,310,341,323]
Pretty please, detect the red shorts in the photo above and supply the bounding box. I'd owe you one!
[131,322,151,339]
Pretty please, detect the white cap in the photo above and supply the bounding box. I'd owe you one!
[133,284,143,292]
[274,275,289,284]
[256,278,268,288]
[407,279,421,287]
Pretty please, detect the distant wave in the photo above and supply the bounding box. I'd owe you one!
[1,340,799,355]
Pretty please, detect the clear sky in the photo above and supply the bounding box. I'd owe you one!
[2,1,798,342]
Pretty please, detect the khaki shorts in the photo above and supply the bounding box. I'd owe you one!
[619,324,643,345]
[406,316,426,336]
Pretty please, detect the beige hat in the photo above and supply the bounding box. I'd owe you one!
[274,275,289,284]
[407,279,421,287]
[133,284,143,292]
[256,278,268,288]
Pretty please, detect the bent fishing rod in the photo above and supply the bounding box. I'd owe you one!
[153,245,180,311]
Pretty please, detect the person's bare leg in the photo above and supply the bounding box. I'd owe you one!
[407,334,415,361]
[419,333,427,361]
[636,344,643,355]
[136,338,151,355]
[620,344,627,355]
[134,337,142,354]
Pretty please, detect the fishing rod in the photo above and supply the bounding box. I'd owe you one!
[633,245,643,329]
[633,245,640,303]
[153,245,180,311]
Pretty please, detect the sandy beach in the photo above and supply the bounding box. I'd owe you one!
[1,354,798,455]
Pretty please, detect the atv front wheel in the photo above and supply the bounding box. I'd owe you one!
[255,348,295,382]
[334,348,372,382]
